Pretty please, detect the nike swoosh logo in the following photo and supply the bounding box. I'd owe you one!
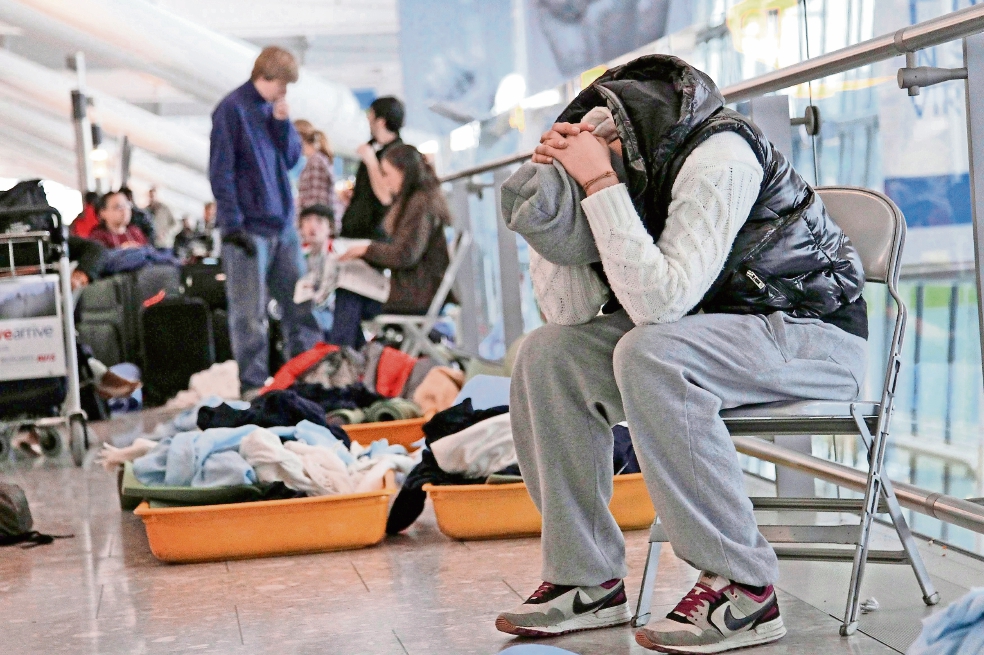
[571,583,622,615]
[719,601,774,633]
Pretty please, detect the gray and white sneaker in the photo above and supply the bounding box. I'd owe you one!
[495,579,631,637]
[635,572,786,653]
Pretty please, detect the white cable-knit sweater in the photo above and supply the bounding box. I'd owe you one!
[531,131,764,326]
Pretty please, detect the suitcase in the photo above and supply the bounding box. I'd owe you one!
[212,308,233,363]
[141,297,215,407]
[183,262,227,310]
[77,274,136,366]
[132,264,182,308]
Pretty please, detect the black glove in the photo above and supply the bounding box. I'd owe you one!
[223,229,256,257]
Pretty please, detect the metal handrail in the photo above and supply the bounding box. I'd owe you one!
[724,3,984,103]
[439,4,984,182]
[734,435,984,534]
[441,151,532,183]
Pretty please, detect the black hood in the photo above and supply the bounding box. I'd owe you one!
[557,55,725,234]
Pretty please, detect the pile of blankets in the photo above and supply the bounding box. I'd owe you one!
[100,392,416,498]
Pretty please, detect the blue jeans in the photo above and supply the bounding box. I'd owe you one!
[328,289,382,349]
[223,225,321,390]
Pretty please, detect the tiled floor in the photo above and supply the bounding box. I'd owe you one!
[2,410,982,654]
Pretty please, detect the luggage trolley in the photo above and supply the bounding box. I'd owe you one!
[0,205,89,465]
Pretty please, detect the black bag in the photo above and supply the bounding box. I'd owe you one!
[77,274,136,367]
[0,378,67,419]
[141,296,215,406]
[183,262,227,310]
[0,180,63,270]
[0,482,72,548]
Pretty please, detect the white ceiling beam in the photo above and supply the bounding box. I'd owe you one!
[5,0,371,154]
[0,47,209,172]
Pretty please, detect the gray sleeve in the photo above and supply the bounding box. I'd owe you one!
[500,160,600,266]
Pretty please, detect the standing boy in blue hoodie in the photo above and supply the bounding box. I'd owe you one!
[209,46,320,397]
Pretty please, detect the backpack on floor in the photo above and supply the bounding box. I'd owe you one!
[0,482,72,548]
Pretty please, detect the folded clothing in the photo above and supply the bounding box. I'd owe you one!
[133,419,410,498]
[164,361,241,410]
[133,425,260,488]
[241,426,415,496]
[121,462,303,507]
[412,367,465,414]
[423,398,509,444]
[152,396,248,441]
[290,382,383,414]
[430,413,515,479]
[197,390,350,446]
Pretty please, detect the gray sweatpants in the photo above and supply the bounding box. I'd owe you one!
[510,310,867,588]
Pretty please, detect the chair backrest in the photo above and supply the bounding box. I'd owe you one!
[817,186,907,419]
[423,229,473,319]
[815,186,906,287]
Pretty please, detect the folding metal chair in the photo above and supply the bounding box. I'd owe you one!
[632,186,940,636]
[364,229,472,362]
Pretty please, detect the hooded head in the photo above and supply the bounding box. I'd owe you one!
[558,55,725,235]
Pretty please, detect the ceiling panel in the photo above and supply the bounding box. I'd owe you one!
[152,0,399,38]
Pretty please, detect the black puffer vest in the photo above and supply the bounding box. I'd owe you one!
[558,55,866,334]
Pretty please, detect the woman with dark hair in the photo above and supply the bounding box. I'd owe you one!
[87,190,148,250]
[329,143,452,348]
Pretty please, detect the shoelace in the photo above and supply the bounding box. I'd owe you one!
[528,581,557,601]
[672,583,720,620]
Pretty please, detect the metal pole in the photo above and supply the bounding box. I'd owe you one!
[963,33,984,410]
[732,434,984,534]
[119,135,132,188]
[493,167,525,350]
[724,4,984,104]
[68,52,94,194]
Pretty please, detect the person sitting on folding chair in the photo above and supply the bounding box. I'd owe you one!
[495,55,868,653]
[330,144,453,348]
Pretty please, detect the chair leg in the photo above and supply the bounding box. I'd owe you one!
[841,464,883,636]
[633,539,662,628]
[879,477,940,606]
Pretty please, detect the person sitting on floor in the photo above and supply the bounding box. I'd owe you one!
[328,144,452,348]
[87,190,149,250]
[494,55,868,654]
[297,204,336,338]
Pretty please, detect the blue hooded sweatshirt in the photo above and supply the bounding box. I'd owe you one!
[209,82,302,237]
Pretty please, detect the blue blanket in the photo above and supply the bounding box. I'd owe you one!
[100,247,179,275]
[909,588,984,655]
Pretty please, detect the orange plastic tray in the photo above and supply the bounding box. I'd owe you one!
[424,472,654,540]
[134,473,395,563]
[343,417,426,449]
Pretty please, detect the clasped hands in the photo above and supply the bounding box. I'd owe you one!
[533,122,619,195]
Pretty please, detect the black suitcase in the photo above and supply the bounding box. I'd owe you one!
[132,264,182,308]
[183,262,227,310]
[141,297,215,406]
[77,274,136,366]
[212,308,233,363]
